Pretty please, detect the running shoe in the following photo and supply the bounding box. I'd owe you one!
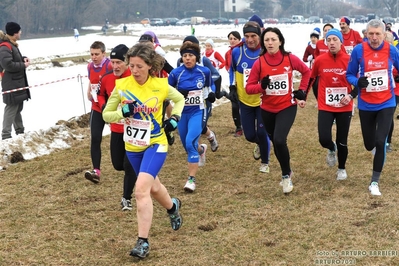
[198,144,207,166]
[168,198,183,231]
[253,144,261,160]
[281,172,294,194]
[368,182,381,196]
[259,163,269,173]
[336,169,347,180]
[208,131,219,152]
[121,197,132,211]
[326,142,337,167]
[130,239,150,258]
[84,169,100,184]
[183,177,196,192]
[234,129,243,137]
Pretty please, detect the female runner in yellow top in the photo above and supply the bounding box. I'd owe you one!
[103,43,184,259]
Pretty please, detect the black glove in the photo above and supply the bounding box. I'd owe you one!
[122,102,136,117]
[207,92,216,103]
[260,75,270,90]
[395,76,399,83]
[229,85,238,102]
[293,90,307,101]
[178,90,189,99]
[164,117,178,132]
[357,76,369,88]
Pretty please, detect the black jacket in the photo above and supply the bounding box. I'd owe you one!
[0,31,30,105]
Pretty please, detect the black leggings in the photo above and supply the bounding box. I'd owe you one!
[318,110,352,169]
[110,132,137,200]
[89,110,105,170]
[261,105,297,176]
[359,107,395,172]
[231,95,241,130]
[214,76,223,99]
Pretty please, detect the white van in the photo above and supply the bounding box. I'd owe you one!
[292,15,305,23]
[191,17,205,25]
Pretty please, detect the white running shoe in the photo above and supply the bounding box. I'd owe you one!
[326,142,337,167]
[198,144,207,167]
[281,172,293,194]
[208,131,218,152]
[336,169,347,180]
[368,182,381,196]
[259,163,270,173]
[282,178,293,194]
[184,177,196,192]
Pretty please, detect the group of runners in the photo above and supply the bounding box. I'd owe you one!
[80,16,398,259]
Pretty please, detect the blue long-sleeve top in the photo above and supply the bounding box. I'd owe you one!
[346,41,399,111]
[168,63,214,113]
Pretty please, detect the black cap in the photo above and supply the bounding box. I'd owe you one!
[110,44,129,61]
[183,35,199,44]
[5,22,21,36]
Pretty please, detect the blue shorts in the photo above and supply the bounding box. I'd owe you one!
[126,144,167,178]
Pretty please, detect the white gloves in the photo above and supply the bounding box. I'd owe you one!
[307,55,313,62]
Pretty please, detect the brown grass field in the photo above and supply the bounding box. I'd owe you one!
[0,95,399,265]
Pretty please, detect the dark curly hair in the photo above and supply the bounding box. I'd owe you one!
[179,42,201,63]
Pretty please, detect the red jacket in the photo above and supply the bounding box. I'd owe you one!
[224,41,243,71]
[87,58,112,113]
[311,50,353,112]
[246,50,311,113]
[341,29,363,54]
[97,68,131,133]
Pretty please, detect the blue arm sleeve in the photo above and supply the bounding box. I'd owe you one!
[168,71,177,88]
[346,47,362,87]
[391,45,399,72]
[229,48,238,85]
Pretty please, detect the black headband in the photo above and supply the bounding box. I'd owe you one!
[180,49,199,58]
[243,26,261,36]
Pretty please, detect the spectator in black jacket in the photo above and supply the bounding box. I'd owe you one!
[0,22,31,140]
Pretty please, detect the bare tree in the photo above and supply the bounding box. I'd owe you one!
[382,0,399,17]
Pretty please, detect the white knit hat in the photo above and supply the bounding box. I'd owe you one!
[205,38,214,48]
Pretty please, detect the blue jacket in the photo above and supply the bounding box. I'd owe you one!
[346,41,399,111]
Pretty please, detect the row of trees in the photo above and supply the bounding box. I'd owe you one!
[0,0,397,36]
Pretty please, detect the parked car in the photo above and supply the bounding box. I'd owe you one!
[140,18,150,25]
[210,17,231,24]
[354,15,367,23]
[150,18,164,26]
[308,16,321,23]
[163,17,179,26]
[176,18,192,26]
[367,13,376,21]
[383,17,395,24]
[323,15,336,23]
[264,18,278,24]
[291,15,305,23]
[279,17,293,24]
[201,18,211,25]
